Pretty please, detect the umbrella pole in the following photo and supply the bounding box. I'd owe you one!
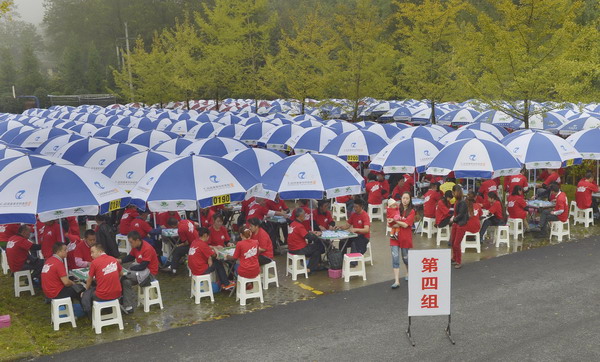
[533,169,536,198]
[153,212,157,228]
[58,217,68,272]
[197,204,202,227]
[597,160,599,182]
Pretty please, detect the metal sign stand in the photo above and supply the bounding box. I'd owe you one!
[406,315,455,347]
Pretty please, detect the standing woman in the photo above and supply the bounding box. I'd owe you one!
[450,185,468,269]
[389,192,415,289]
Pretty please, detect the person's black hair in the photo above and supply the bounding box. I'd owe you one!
[367,173,376,181]
[444,190,453,199]
[550,183,560,193]
[354,198,365,209]
[317,199,330,208]
[586,171,593,179]
[60,218,70,233]
[398,192,413,216]
[18,224,29,235]
[52,242,66,254]
[92,243,104,252]
[488,191,500,202]
[84,229,95,238]
[294,207,305,218]
[446,177,456,183]
[212,213,223,221]
[166,217,178,227]
[512,185,523,196]
[247,217,261,227]
[198,227,210,237]
[127,230,141,241]
[431,182,440,190]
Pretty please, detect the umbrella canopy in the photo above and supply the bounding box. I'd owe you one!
[11,128,72,149]
[0,164,130,223]
[567,129,600,160]
[0,154,71,185]
[35,134,85,156]
[502,132,582,169]
[165,120,200,136]
[437,108,480,126]
[223,148,285,179]
[327,121,360,135]
[67,123,100,137]
[529,112,567,130]
[237,123,276,145]
[181,137,249,157]
[557,116,600,136]
[111,128,145,143]
[102,150,175,191]
[185,122,225,139]
[93,125,126,139]
[0,120,28,135]
[53,137,116,164]
[391,125,445,143]
[426,138,521,179]
[322,129,388,162]
[370,138,442,174]
[0,148,28,159]
[285,126,338,154]
[438,129,499,146]
[0,125,36,143]
[129,130,179,148]
[258,124,305,150]
[362,123,402,140]
[77,143,147,171]
[213,124,246,138]
[474,110,523,129]
[259,153,364,200]
[128,155,260,210]
[152,138,194,154]
[459,123,508,139]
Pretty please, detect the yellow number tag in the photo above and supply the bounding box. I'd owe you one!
[566,159,574,167]
[212,194,231,206]
[109,199,121,212]
[347,155,359,162]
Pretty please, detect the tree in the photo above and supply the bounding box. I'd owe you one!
[455,0,600,128]
[18,44,45,95]
[86,42,105,93]
[57,40,86,94]
[0,47,16,92]
[393,0,467,123]
[0,1,12,17]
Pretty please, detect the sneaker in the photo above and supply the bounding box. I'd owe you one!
[391,283,400,289]
[390,235,398,240]
[160,265,172,273]
[223,282,235,291]
[171,269,177,275]
[120,304,133,315]
[454,264,462,269]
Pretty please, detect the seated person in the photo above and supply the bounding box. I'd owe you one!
[423,182,442,219]
[505,168,529,195]
[480,191,506,239]
[535,183,568,237]
[290,199,315,231]
[95,214,120,258]
[130,211,153,242]
[440,178,456,204]
[312,199,335,231]
[40,219,61,259]
[119,205,139,236]
[576,172,599,215]
[208,214,233,248]
[337,199,370,255]
[287,208,324,272]
[536,169,561,199]
[0,223,21,249]
[198,207,216,228]
[507,186,529,231]
[188,227,234,290]
[435,191,454,228]
[478,178,499,209]
[72,229,96,269]
[41,242,82,302]
[120,231,159,313]
[82,243,123,315]
[226,228,260,280]
[265,195,290,244]
[162,217,197,274]
[366,173,384,207]
[156,211,181,228]
[248,218,273,266]
[6,225,43,280]
[392,174,414,200]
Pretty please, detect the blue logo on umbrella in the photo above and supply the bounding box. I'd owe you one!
[513,147,519,153]
[15,190,25,199]
[424,150,430,156]
[469,154,476,161]
[146,176,154,186]
[53,145,59,151]
[126,171,134,179]
[98,159,106,165]
[209,175,219,183]
[269,162,275,167]
[560,145,567,151]
[298,172,306,179]
[94,181,105,189]
[351,142,357,148]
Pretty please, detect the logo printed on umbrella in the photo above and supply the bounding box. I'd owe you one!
[209,175,219,183]
[146,177,154,186]
[35,136,40,141]
[560,145,567,151]
[94,181,105,189]
[424,150,430,156]
[351,142,357,148]
[298,172,306,179]
[98,159,106,166]
[269,162,275,167]
[15,190,25,199]
[513,147,519,153]
[469,154,477,161]
[126,171,134,179]
[53,145,59,151]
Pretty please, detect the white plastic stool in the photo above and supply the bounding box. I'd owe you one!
[332,203,347,221]
[495,225,510,248]
[236,275,264,306]
[420,217,437,238]
[116,234,130,254]
[569,201,577,218]
[461,232,481,253]
[51,297,77,331]
[190,274,214,304]
[261,261,279,290]
[342,253,366,282]
[13,270,34,297]
[367,204,384,222]
[382,199,388,215]
[550,221,570,242]
[286,253,308,281]
[363,242,374,266]
[1,248,9,274]
[436,225,450,246]
[137,280,164,312]
[85,219,98,230]
[91,299,123,334]
[574,207,594,227]
[507,218,525,241]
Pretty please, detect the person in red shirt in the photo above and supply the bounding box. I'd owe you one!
[376,173,390,199]
[248,218,274,265]
[41,242,81,301]
[119,205,139,235]
[392,174,414,200]
[0,223,20,248]
[198,207,216,227]
[423,183,442,219]
[366,174,384,206]
[265,195,290,245]
[40,220,62,259]
[290,199,314,231]
[188,227,234,290]
[480,191,506,240]
[576,172,599,214]
[130,212,153,240]
[312,199,335,231]
[162,217,195,274]
[536,184,568,237]
[505,168,529,196]
[208,214,232,248]
[453,195,483,265]
[66,216,80,237]
[536,169,561,199]
[156,211,181,228]
[6,225,43,279]
[507,186,529,231]
[81,243,123,315]
[388,192,415,289]
[478,179,498,209]
[287,208,325,272]
[73,230,96,269]
[338,199,370,255]
[227,228,260,279]
[435,191,453,228]
[120,231,159,312]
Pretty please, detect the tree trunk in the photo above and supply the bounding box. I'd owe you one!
[430,100,437,125]
[215,87,219,112]
[301,98,305,115]
[523,99,530,129]
[352,98,359,122]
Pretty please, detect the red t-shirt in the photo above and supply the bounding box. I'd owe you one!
[187,239,215,276]
[247,204,269,221]
[266,199,288,212]
[42,256,67,299]
[66,237,80,270]
[505,174,528,195]
[119,209,139,235]
[435,199,450,226]
[366,181,384,205]
[464,204,482,233]
[576,179,599,210]
[392,174,414,200]
[348,210,370,239]
[544,172,561,186]
[507,195,527,219]
[380,179,390,199]
[156,212,181,227]
[73,241,93,268]
[290,206,313,231]
[177,219,198,243]
[89,253,122,300]
[479,179,498,209]
[199,209,215,228]
[41,223,61,259]
[233,238,260,279]
[0,224,20,242]
[129,241,158,275]
[336,195,352,203]
[487,200,504,220]
[130,218,152,239]
[423,190,442,218]
[6,235,33,272]
[67,216,79,236]
[312,209,334,230]
[390,209,415,248]
[254,227,273,259]
[287,220,308,251]
[554,192,569,222]
[208,226,230,247]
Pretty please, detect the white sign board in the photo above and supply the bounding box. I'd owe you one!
[408,249,451,317]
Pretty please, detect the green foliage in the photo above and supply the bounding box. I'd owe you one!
[0,47,16,92]
[18,44,45,95]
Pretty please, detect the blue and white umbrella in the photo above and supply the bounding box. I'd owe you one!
[92,125,126,139]
[152,138,194,154]
[213,124,246,138]
[322,129,388,162]
[459,123,508,139]
[391,125,445,143]
[180,137,249,157]
[223,148,285,179]
[185,122,224,139]
[438,129,499,146]
[239,115,269,126]
[502,132,582,169]
[296,119,324,128]
[35,134,85,156]
[425,124,453,134]
[370,138,442,174]
[0,125,36,143]
[0,148,28,159]
[129,130,179,148]
[0,155,70,185]
[0,120,28,135]
[77,143,147,171]
[0,164,130,223]
[567,129,600,160]
[67,123,100,137]
[362,123,402,140]
[437,108,480,126]
[259,153,364,200]
[529,112,567,130]
[379,106,414,122]
[165,120,200,136]
[53,137,116,164]
[557,116,600,136]
[258,124,305,150]
[474,110,523,129]
[285,126,338,154]
[111,128,145,143]
[293,114,323,123]
[214,114,242,125]
[102,150,175,191]
[327,121,359,134]
[128,155,260,210]
[237,123,276,145]
[426,138,521,179]
[12,128,72,149]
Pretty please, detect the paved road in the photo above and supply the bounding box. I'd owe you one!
[41,237,600,361]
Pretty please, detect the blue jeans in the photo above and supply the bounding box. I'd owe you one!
[391,246,409,268]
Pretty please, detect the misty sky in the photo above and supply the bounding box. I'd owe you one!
[13,0,45,25]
